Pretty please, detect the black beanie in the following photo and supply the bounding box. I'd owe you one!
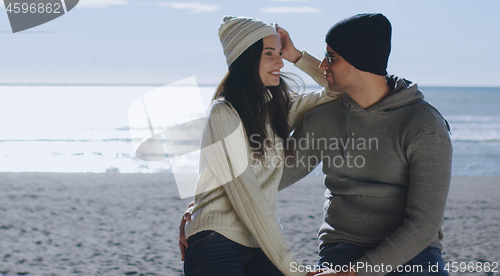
[326,13,391,76]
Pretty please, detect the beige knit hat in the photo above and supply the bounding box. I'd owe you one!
[218,16,278,67]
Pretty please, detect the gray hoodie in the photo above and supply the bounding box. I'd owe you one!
[280,75,452,276]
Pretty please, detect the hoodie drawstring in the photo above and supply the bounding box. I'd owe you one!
[342,103,352,158]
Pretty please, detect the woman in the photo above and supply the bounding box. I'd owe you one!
[181,16,340,276]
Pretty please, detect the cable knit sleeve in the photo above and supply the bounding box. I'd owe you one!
[294,50,330,89]
[288,51,342,130]
[200,101,305,276]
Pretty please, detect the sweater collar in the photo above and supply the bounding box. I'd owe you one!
[342,75,423,112]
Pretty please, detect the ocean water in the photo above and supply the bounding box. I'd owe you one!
[423,87,500,176]
[0,85,499,176]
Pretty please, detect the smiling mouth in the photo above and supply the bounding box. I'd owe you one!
[270,71,280,77]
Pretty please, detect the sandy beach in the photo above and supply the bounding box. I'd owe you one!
[0,172,498,276]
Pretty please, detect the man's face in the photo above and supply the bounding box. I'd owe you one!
[319,45,359,93]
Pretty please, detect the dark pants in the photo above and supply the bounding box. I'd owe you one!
[184,230,285,276]
[318,242,449,275]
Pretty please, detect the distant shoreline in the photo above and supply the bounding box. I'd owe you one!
[1,171,499,179]
[1,83,500,89]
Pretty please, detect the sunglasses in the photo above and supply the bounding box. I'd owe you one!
[325,52,340,66]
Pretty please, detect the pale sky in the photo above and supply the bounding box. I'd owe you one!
[1,0,500,86]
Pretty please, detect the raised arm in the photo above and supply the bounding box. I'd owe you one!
[277,26,338,94]
[287,53,340,129]
[288,88,338,130]
[277,26,341,130]
[293,51,331,92]
[286,53,342,129]
[202,102,305,276]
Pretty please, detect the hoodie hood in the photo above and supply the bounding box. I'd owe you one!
[342,75,424,112]
[338,75,449,158]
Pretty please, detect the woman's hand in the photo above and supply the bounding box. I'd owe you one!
[276,25,302,63]
[179,201,194,261]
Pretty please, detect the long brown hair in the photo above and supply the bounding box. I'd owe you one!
[212,38,300,160]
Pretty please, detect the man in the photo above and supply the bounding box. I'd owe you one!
[278,13,452,276]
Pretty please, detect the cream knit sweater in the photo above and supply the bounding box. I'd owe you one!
[185,51,339,276]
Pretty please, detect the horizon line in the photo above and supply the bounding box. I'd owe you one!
[1,83,500,88]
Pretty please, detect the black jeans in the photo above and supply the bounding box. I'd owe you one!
[318,242,449,275]
[184,231,284,276]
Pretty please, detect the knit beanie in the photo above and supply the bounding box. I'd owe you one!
[218,16,278,67]
[326,13,391,76]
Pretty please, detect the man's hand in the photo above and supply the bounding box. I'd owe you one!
[179,201,194,261]
[276,25,302,63]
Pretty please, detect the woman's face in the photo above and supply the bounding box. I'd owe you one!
[259,34,284,87]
